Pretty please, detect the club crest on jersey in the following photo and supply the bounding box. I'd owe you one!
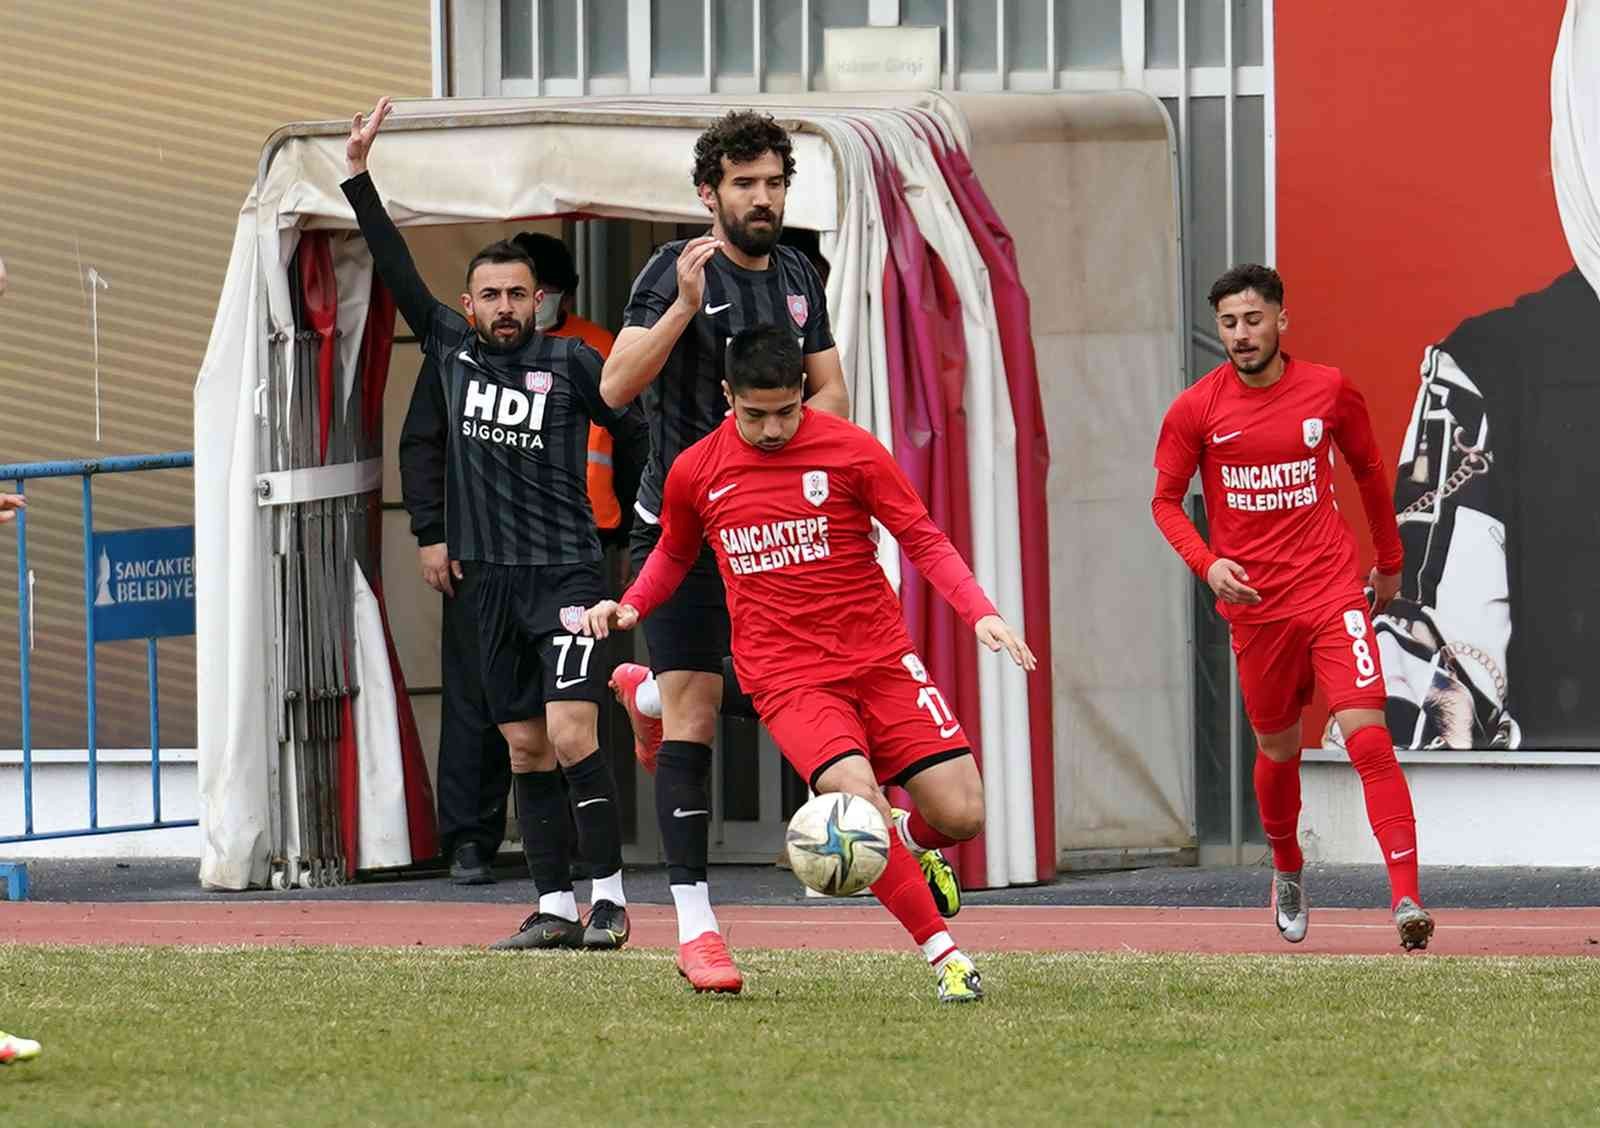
[559,605,585,634]
[787,293,809,328]
[525,370,554,394]
[802,470,829,506]
[901,653,929,684]
[1302,417,1324,448]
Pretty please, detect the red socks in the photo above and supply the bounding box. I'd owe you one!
[904,806,961,851]
[1253,751,1305,874]
[1345,724,1421,910]
[870,836,945,947]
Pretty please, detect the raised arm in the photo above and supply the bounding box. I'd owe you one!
[599,237,720,407]
[339,97,450,343]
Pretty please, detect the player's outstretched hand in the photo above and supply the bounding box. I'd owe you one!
[1368,567,1400,614]
[671,235,722,316]
[1207,558,1261,605]
[581,599,639,639]
[0,494,25,524]
[418,543,461,597]
[975,614,1036,671]
[347,96,394,176]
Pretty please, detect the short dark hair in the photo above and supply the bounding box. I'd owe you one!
[1208,263,1284,309]
[692,110,796,190]
[464,240,537,290]
[725,325,803,394]
[512,232,578,292]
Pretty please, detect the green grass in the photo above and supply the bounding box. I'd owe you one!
[4,947,1600,1126]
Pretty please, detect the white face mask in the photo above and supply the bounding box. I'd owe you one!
[534,289,564,331]
[1554,0,1600,298]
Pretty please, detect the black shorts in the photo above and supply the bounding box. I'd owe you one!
[628,519,730,675]
[459,559,609,724]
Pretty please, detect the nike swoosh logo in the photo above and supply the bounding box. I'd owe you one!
[1389,848,1416,861]
[672,807,709,819]
[1355,673,1381,688]
[575,797,609,809]
[939,723,961,739]
[555,676,587,689]
[708,483,738,500]
[1211,430,1243,444]
[705,302,732,315]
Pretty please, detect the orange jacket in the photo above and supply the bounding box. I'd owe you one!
[548,313,621,530]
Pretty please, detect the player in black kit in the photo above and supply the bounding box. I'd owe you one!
[600,110,848,992]
[343,97,646,951]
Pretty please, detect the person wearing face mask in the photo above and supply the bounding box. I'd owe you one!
[344,98,648,951]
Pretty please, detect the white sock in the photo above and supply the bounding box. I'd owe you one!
[539,890,579,922]
[896,810,928,855]
[590,869,626,907]
[670,881,721,944]
[636,673,661,718]
[922,931,959,969]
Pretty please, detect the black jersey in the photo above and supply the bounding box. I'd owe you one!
[343,172,646,566]
[622,238,833,519]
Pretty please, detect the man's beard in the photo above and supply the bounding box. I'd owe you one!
[1232,338,1280,375]
[475,317,534,354]
[719,200,782,257]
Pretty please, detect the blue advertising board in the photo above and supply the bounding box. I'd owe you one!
[91,525,196,641]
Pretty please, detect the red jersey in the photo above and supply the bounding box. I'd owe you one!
[623,410,998,694]
[1153,356,1403,624]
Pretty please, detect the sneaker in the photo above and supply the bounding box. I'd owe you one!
[583,900,631,950]
[1394,897,1435,951]
[0,1031,40,1064]
[488,911,584,951]
[676,931,744,994]
[936,954,984,1004]
[610,663,664,774]
[449,841,495,886]
[893,808,961,918]
[1272,870,1309,943]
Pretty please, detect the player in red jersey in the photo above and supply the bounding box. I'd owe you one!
[1153,264,1433,950]
[583,325,1035,1002]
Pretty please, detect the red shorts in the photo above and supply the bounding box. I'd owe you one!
[752,652,972,788]
[1231,595,1387,734]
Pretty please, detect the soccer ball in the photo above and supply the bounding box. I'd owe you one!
[785,792,891,896]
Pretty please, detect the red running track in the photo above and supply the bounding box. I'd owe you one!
[3,903,1599,956]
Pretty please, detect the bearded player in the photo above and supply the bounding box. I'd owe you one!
[1152,263,1432,950]
[583,325,1035,1002]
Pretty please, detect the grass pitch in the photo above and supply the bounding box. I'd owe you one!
[3,946,1600,1126]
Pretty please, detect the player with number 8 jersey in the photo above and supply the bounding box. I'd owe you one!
[1152,264,1432,951]
[583,326,1037,1002]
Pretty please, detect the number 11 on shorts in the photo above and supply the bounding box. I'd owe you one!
[917,685,962,739]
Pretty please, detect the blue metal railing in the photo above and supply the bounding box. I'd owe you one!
[1,451,198,844]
